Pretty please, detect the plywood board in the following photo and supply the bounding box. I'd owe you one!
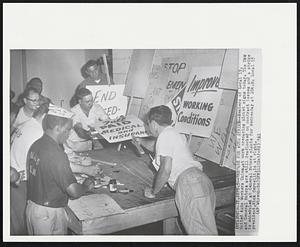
[195,90,236,164]
[222,107,237,170]
[219,49,239,90]
[68,194,125,220]
[123,49,155,98]
[138,65,170,121]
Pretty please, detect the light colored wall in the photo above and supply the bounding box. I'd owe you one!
[25,50,86,109]
[10,50,25,100]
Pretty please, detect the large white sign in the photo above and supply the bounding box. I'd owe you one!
[86,85,128,119]
[94,115,149,143]
[175,66,223,137]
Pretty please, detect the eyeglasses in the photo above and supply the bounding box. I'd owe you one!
[26,97,39,103]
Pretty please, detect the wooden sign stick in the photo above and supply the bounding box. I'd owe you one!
[102,54,111,86]
[188,132,193,146]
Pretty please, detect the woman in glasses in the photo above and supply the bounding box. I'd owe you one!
[11,87,40,133]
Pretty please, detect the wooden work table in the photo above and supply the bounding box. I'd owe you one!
[66,145,235,235]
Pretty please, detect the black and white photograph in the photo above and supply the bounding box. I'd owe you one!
[3,3,296,243]
[9,48,240,236]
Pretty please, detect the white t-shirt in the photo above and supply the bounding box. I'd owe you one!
[10,118,44,180]
[67,103,108,145]
[153,126,203,188]
[12,107,32,129]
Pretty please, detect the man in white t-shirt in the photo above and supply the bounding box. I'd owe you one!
[137,105,218,235]
[66,87,109,152]
[12,87,40,134]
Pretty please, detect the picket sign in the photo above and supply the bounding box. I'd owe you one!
[94,115,148,143]
[86,85,128,119]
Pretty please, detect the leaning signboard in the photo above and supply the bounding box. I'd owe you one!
[93,115,149,143]
[175,66,223,138]
[86,85,128,119]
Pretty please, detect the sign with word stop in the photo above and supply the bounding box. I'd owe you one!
[86,85,128,119]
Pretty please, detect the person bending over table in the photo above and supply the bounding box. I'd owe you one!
[66,87,109,152]
[26,108,95,235]
[136,105,218,235]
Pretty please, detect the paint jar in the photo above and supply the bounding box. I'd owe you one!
[109,179,117,193]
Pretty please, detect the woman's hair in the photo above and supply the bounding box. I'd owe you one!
[147,105,172,126]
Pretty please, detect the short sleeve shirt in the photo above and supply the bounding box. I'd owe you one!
[78,73,114,90]
[67,104,108,143]
[13,107,32,129]
[153,126,203,188]
[10,118,44,180]
[27,134,77,208]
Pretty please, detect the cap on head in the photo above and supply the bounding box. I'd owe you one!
[42,104,73,131]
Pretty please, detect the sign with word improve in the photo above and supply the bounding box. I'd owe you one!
[94,115,148,143]
[86,85,128,119]
[175,66,223,137]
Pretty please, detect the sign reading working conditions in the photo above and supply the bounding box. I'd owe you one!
[175,66,223,137]
[86,85,128,119]
[94,115,149,143]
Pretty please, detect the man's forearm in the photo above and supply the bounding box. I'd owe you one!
[140,138,156,153]
[152,167,170,195]
[74,126,91,140]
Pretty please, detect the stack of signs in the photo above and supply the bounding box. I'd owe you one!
[86,85,128,119]
[139,57,190,121]
[174,66,223,138]
[94,115,149,143]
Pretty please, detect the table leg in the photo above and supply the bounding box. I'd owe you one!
[163,217,183,235]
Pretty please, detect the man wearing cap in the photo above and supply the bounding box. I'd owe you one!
[70,59,114,107]
[26,106,95,235]
[66,87,109,152]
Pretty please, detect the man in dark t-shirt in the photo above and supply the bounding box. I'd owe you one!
[26,106,95,235]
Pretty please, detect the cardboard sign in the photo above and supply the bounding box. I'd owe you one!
[48,104,74,118]
[166,86,186,126]
[123,49,155,98]
[86,85,128,119]
[94,115,148,143]
[139,57,190,121]
[175,66,223,137]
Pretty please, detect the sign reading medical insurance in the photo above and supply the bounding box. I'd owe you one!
[87,85,128,119]
[94,115,149,143]
[175,66,223,138]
